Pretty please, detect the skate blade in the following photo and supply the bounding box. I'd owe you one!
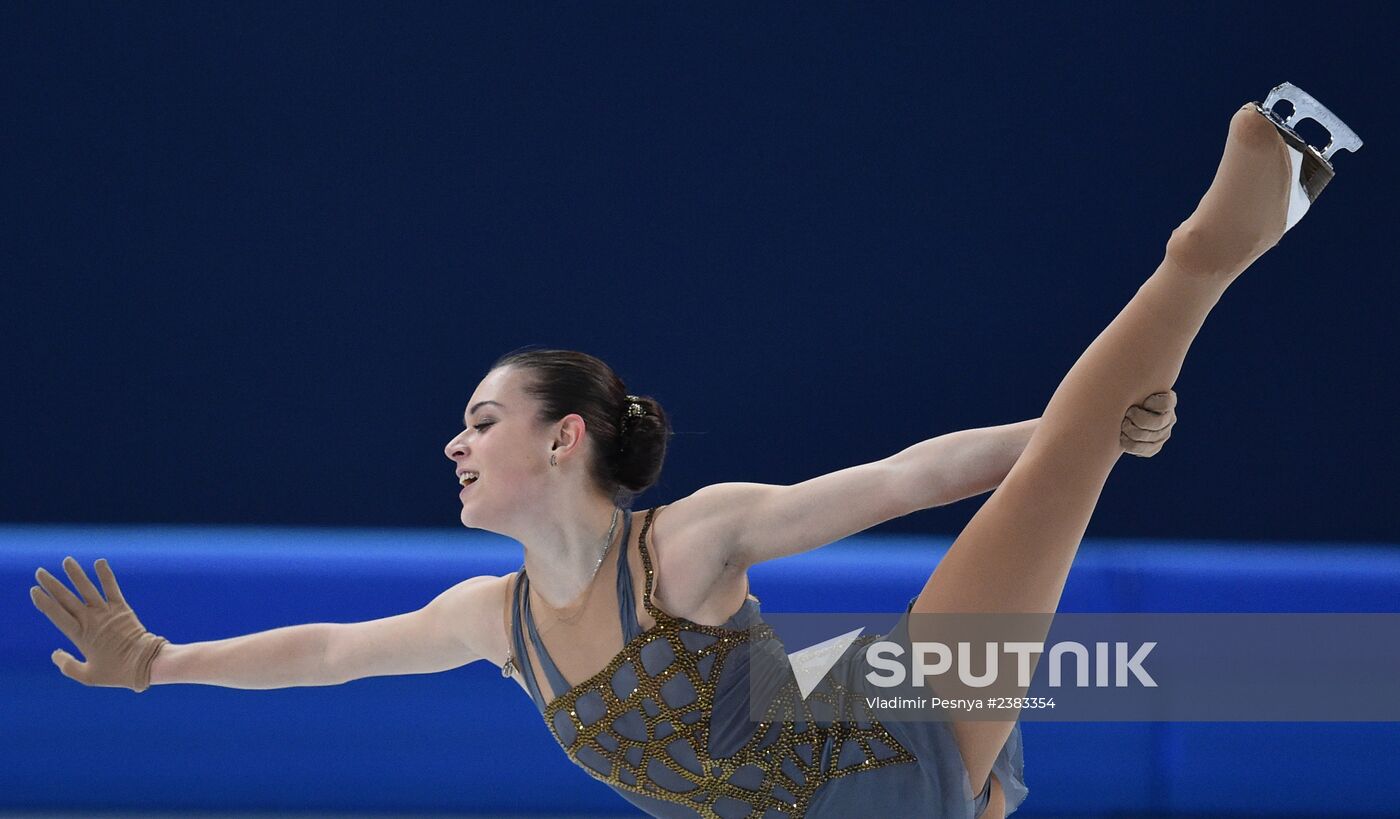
[1251,82,1362,205]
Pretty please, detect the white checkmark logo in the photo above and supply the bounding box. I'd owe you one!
[787,627,866,699]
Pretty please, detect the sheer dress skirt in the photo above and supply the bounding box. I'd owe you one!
[801,596,1029,818]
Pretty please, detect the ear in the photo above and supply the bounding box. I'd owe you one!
[552,413,589,460]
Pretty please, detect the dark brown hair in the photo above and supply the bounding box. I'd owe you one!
[490,346,672,507]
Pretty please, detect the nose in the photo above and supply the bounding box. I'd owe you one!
[444,431,468,461]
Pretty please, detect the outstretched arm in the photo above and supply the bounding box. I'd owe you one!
[32,557,496,691]
[660,392,1177,571]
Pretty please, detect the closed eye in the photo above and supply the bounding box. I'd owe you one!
[473,422,494,432]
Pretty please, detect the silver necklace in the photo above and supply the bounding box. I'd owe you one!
[502,505,622,679]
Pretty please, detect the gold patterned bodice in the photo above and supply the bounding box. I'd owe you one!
[508,506,915,818]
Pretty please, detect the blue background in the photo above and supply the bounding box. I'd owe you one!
[4,1,1397,542]
[4,2,1398,817]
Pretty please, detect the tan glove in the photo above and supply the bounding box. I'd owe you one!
[1120,389,1178,458]
[30,556,168,692]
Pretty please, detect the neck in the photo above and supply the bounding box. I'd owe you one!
[519,493,622,609]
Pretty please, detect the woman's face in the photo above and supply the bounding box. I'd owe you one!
[443,367,552,530]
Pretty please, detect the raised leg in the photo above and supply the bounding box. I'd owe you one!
[912,103,1302,796]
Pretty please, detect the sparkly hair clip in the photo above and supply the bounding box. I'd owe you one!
[618,395,645,453]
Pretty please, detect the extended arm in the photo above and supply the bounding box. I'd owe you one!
[32,557,496,691]
[658,392,1177,570]
[154,576,497,688]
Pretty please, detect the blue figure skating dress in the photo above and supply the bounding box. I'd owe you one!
[508,506,1028,817]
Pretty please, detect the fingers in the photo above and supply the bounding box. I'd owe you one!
[51,649,90,684]
[94,559,128,609]
[1121,426,1172,457]
[1141,390,1177,412]
[34,564,86,619]
[62,556,106,607]
[1125,403,1170,434]
[30,585,81,642]
[1123,406,1177,436]
[1121,390,1176,457]
[1121,415,1173,446]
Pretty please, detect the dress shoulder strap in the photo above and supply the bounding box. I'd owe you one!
[635,505,668,621]
[505,570,546,710]
[614,508,644,642]
[520,571,574,705]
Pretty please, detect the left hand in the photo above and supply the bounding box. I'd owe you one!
[1120,390,1177,458]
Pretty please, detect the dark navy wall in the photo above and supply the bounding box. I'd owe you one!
[5,2,1397,542]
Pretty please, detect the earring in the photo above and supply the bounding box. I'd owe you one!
[550,453,557,467]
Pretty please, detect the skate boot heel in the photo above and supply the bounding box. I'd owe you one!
[1250,82,1363,232]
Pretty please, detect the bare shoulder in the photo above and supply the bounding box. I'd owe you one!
[646,481,773,574]
[427,573,513,669]
[645,490,755,626]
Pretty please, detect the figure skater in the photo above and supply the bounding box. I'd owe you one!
[30,83,1360,818]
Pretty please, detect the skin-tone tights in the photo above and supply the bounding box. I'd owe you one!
[911,103,1298,815]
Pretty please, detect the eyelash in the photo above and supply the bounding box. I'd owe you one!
[472,422,493,432]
